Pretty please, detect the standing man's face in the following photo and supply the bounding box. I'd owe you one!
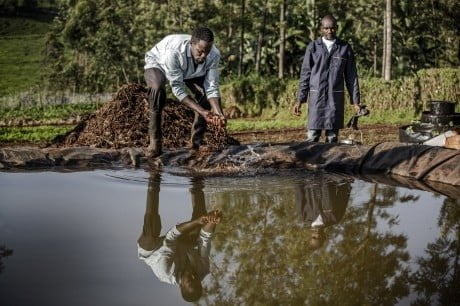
[191,40,212,65]
[321,19,337,40]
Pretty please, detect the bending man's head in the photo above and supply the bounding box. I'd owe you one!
[320,15,337,40]
[180,268,203,302]
[190,27,214,65]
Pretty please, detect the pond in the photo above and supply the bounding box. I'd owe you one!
[0,169,459,305]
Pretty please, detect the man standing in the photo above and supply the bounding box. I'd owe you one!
[144,27,226,157]
[293,15,361,143]
[295,177,351,250]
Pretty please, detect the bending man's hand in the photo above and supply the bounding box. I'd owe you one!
[208,97,227,127]
[205,111,226,127]
[206,210,222,224]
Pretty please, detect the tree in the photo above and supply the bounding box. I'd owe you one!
[278,0,286,79]
[203,176,414,304]
[238,0,246,76]
[411,197,460,305]
[43,0,459,92]
[384,0,392,80]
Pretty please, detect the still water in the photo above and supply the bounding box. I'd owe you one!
[0,169,459,305]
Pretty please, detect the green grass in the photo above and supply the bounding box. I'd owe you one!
[227,118,306,131]
[355,110,418,125]
[227,109,417,132]
[0,103,101,121]
[0,126,71,142]
[0,16,51,96]
[228,107,418,131]
[0,104,419,143]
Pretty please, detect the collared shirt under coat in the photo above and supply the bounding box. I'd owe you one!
[298,37,360,130]
[144,34,221,101]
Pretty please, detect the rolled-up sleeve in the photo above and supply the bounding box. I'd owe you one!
[197,229,213,257]
[204,55,221,99]
[163,225,182,250]
[164,52,189,101]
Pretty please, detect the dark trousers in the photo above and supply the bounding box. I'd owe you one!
[137,173,207,251]
[307,129,339,143]
[144,68,211,148]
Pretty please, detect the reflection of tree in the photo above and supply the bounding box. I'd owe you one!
[202,177,416,305]
[0,245,13,274]
[411,197,460,305]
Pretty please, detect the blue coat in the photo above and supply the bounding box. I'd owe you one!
[298,37,360,130]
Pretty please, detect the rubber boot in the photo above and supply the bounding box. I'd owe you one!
[147,111,163,158]
[190,112,206,150]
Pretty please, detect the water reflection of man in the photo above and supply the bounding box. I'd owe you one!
[295,179,351,250]
[137,174,222,302]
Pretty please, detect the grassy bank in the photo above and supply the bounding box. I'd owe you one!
[0,103,100,123]
[0,16,51,96]
[0,126,71,142]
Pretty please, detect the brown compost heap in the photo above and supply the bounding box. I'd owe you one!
[52,83,239,151]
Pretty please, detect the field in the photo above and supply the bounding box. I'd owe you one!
[0,13,457,146]
[0,16,52,96]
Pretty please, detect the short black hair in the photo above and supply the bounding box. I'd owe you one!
[321,15,337,25]
[180,277,203,302]
[191,27,214,44]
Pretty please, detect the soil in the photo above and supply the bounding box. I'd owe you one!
[50,83,239,151]
[232,124,399,145]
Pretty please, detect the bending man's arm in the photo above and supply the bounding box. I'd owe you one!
[204,53,226,125]
[198,210,221,257]
[163,52,215,122]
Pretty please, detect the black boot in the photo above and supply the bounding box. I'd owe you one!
[190,111,207,150]
[147,110,163,158]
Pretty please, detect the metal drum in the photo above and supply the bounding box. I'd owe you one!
[429,100,456,115]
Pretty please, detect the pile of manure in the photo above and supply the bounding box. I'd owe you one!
[52,83,239,151]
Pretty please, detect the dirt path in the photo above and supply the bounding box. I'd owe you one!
[231,124,399,145]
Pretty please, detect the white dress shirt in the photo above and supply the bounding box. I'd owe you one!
[144,34,221,101]
[138,225,213,285]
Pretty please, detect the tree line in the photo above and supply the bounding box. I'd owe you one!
[42,0,459,93]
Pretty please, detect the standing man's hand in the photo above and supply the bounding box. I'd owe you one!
[293,102,302,116]
[353,103,361,114]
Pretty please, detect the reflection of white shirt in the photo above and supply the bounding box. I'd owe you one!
[144,34,221,101]
[322,37,336,53]
[311,214,324,227]
[138,226,213,285]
